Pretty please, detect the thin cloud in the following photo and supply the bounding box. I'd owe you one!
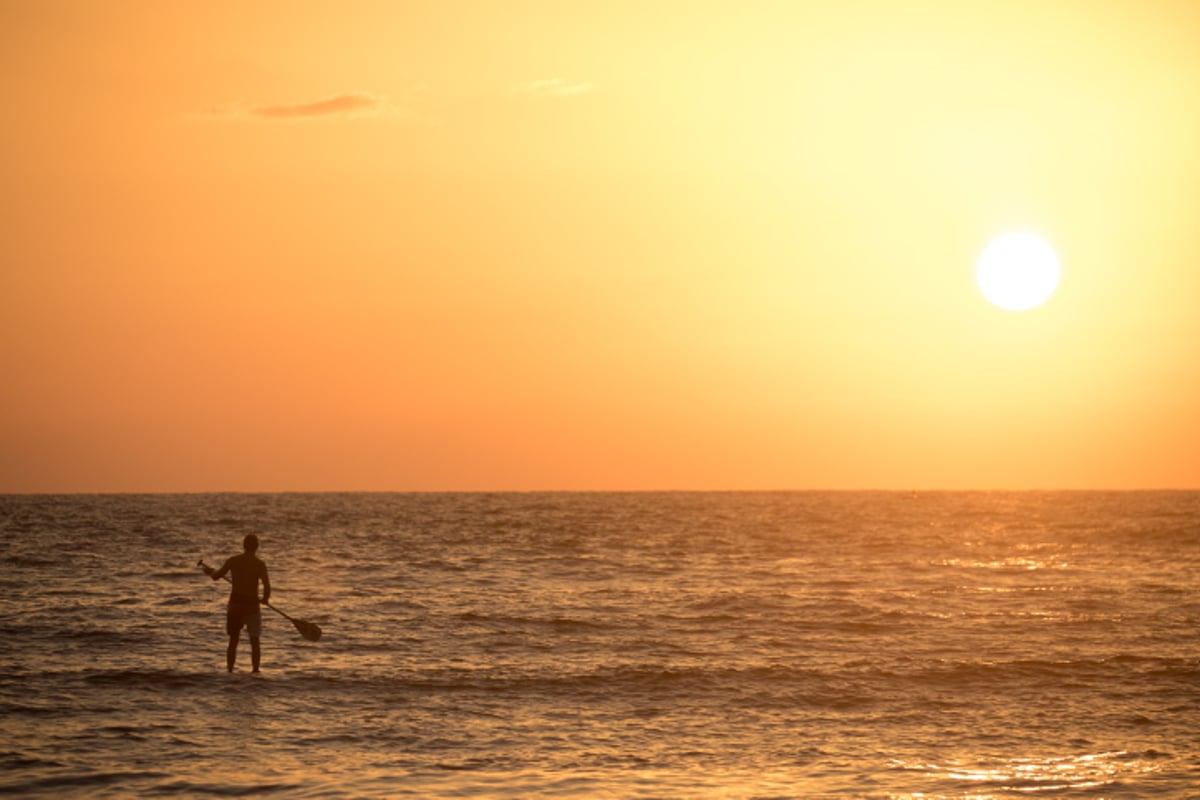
[518,79,593,97]
[251,93,380,119]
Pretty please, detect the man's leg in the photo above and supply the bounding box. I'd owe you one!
[250,636,261,673]
[227,633,239,672]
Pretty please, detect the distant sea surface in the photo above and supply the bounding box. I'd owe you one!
[2,492,1198,798]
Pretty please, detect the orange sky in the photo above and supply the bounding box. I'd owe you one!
[3,1,1199,492]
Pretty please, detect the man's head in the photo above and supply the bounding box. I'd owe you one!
[243,534,260,553]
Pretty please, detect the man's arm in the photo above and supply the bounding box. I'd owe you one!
[260,563,271,604]
[211,558,232,581]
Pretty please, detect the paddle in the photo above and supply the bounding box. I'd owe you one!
[197,559,322,642]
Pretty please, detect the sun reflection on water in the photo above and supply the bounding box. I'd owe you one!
[888,750,1169,798]
[937,557,1070,570]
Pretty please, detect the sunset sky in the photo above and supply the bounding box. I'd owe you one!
[4,1,1199,492]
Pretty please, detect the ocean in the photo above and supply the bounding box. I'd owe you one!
[1,491,1197,798]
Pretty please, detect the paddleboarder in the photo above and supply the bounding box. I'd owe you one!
[205,534,271,673]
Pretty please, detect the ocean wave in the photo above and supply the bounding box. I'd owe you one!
[2,555,59,568]
[284,655,1200,716]
[81,669,223,691]
[887,654,1200,692]
[262,663,884,713]
[0,769,171,795]
[148,779,304,797]
[0,624,157,652]
[453,611,620,631]
[0,753,66,771]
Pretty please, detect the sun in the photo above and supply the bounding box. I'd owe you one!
[976,232,1061,311]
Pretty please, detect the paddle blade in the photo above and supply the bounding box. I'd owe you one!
[293,618,322,642]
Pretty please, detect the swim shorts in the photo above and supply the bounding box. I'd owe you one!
[226,596,262,637]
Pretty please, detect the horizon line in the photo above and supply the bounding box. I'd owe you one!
[3,487,1198,497]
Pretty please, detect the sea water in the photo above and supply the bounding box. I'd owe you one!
[1,492,1198,798]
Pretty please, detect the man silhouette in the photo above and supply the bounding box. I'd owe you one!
[205,534,271,673]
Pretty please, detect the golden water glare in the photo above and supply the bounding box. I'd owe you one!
[890,749,1167,798]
